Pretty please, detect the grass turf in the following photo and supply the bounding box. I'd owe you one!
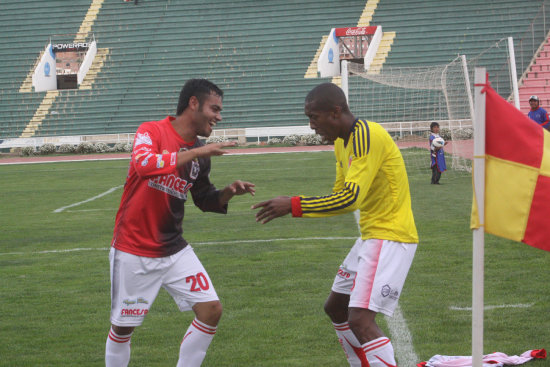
[0,151,548,366]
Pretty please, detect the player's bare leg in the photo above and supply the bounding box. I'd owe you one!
[324,291,350,323]
[193,300,223,326]
[105,325,134,367]
[325,292,369,367]
[177,300,222,367]
[348,307,397,367]
[348,307,384,342]
[325,293,397,367]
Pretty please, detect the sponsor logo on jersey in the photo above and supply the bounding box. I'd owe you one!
[141,153,154,166]
[148,174,193,199]
[156,154,165,169]
[123,297,149,305]
[337,267,352,279]
[134,147,152,162]
[135,132,153,146]
[381,284,399,300]
[137,297,149,304]
[190,158,200,180]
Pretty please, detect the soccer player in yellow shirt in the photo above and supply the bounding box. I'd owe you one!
[252,82,418,367]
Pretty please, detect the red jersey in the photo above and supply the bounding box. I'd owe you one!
[112,116,227,257]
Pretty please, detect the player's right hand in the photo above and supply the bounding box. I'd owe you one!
[197,141,236,157]
[251,196,292,224]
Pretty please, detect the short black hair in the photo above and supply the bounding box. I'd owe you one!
[305,82,350,113]
[430,122,440,131]
[176,79,223,116]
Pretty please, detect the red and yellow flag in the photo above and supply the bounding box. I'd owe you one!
[471,85,550,251]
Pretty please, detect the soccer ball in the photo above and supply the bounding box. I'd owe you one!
[432,137,445,148]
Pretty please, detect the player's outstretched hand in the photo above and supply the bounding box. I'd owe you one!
[197,141,236,157]
[219,180,255,205]
[227,180,255,196]
[251,196,292,224]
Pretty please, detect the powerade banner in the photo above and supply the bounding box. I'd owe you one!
[52,42,89,52]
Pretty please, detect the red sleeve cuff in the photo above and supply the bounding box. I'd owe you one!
[291,196,303,217]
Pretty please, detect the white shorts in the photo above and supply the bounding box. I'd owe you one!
[109,246,219,327]
[331,238,417,317]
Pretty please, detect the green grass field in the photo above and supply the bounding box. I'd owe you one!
[1,150,548,367]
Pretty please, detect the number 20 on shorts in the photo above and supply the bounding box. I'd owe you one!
[186,272,210,292]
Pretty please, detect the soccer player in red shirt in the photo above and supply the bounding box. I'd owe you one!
[105,79,255,367]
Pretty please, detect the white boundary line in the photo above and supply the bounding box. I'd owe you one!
[0,147,333,166]
[450,303,534,311]
[52,185,123,213]
[386,306,419,366]
[0,236,357,256]
[0,157,129,165]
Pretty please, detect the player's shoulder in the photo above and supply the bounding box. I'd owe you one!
[350,119,370,157]
[352,119,394,157]
[137,117,169,133]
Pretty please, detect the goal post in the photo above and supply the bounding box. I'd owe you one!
[342,56,475,174]
[316,28,522,176]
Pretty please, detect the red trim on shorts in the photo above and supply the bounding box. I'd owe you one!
[362,240,384,309]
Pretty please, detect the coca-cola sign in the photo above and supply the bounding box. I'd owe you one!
[334,26,377,37]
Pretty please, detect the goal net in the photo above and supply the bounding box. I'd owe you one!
[344,56,474,176]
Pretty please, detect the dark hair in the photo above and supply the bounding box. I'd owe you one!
[176,79,223,116]
[305,82,350,113]
[430,122,440,131]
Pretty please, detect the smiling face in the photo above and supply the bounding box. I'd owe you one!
[192,92,223,138]
[530,99,539,110]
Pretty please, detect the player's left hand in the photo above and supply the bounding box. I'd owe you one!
[220,180,255,204]
[228,180,255,196]
[251,196,292,224]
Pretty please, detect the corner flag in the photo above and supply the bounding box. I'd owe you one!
[471,76,550,252]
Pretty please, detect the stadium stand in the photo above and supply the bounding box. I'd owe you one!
[1,0,550,143]
[519,37,550,113]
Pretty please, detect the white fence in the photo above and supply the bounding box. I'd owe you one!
[0,120,472,149]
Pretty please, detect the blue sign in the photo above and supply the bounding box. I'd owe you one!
[44,62,50,76]
[328,48,334,63]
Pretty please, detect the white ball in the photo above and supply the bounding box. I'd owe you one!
[432,137,445,148]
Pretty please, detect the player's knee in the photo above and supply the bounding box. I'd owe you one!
[211,301,223,319]
[111,324,135,336]
[323,299,334,316]
[324,299,347,322]
[194,300,223,326]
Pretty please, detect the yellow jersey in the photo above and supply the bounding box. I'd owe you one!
[291,119,418,243]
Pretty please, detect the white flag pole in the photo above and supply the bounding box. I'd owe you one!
[472,68,487,367]
[341,60,349,101]
[507,37,521,110]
